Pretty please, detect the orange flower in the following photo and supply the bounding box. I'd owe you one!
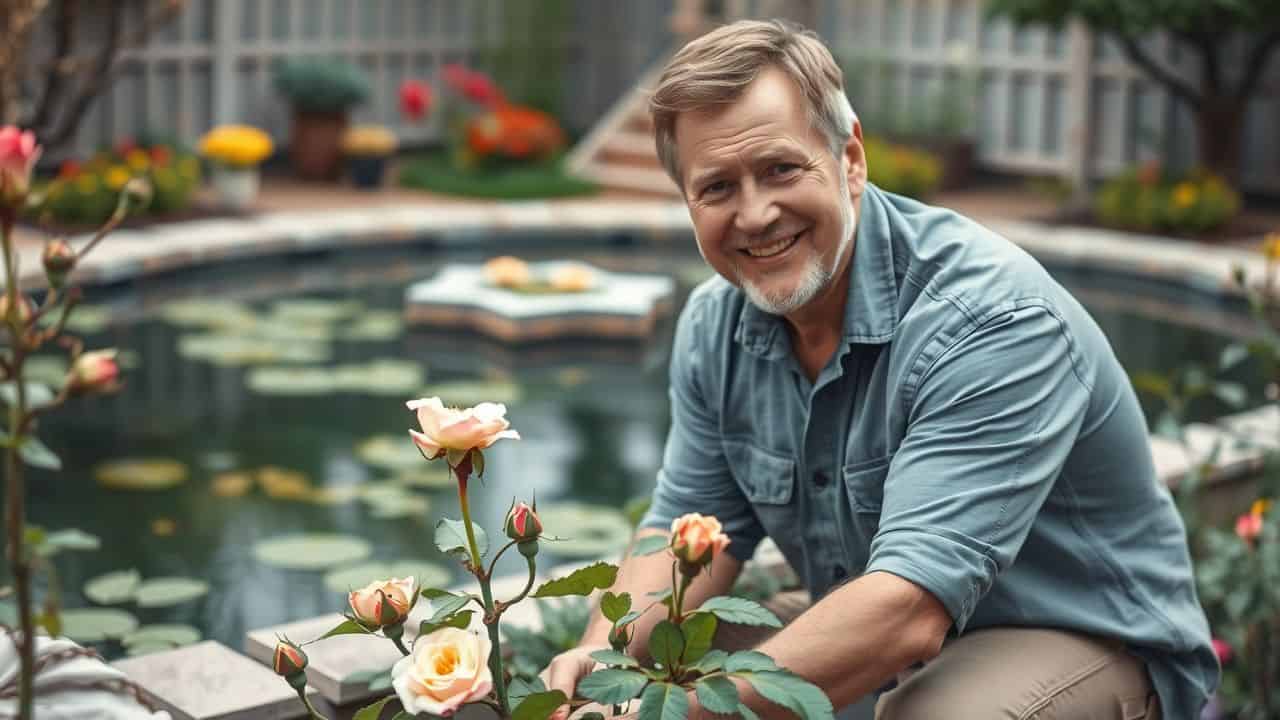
[1264,232,1280,261]
[670,513,731,567]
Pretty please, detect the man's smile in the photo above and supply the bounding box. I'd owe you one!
[737,229,805,261]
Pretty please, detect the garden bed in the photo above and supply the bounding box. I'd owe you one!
[397,152,598,200]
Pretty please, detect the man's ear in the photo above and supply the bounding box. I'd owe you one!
[843,119,867,197]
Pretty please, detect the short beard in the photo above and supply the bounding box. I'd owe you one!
[739,178,856,317]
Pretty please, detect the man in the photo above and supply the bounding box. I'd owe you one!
[545,19,1216,719]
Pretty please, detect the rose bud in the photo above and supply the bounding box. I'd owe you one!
[1211,637,1233,665]
[68,349,120,395]
[272,637,308,679]
[42,238,76,288]
[670,513,730,571]
[349,576,416,629]
[504,501,542,542]
[0,293,34,325]
[608,623,632,652]
[0,125,41,202]
[1236,511,1263,546]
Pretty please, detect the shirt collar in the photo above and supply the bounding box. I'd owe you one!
[734,183,900,359]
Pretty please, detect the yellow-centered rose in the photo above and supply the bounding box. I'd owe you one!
[406,397,520,459]
[392,627,493,716]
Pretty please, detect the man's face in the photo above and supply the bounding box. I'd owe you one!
[675,66,864,316]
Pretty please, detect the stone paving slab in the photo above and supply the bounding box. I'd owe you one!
[110,640,318,720]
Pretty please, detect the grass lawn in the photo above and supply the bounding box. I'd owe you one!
[397,151,598,200]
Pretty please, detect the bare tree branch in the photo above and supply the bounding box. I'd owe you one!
[28,0,76,132]
[1113,31,1203,110]
[1236,29,1280,103]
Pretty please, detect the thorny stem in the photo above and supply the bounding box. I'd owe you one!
[454,459,510,716]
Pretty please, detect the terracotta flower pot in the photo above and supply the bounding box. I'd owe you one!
[289,110,348,181]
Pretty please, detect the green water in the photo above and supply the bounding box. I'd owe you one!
[2,241,1265,658]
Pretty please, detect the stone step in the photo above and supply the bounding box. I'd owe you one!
[600,130,659,163]
[111,640,319,720]
[580,163,680,198]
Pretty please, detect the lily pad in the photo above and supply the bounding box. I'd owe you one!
[212,471,254,497]
[335,359,424,395]
[270,299,363,323]
[95,459,188,491]
[160,299,258,329]
[122,624,201,649]
[253,533,373,570]
[124,641,177,657]
[60,608,139,643]
[538,503,632,558]
[39,304,114,334]
[135,577,210,608]
[84,569,142,605]
[338,311,403,341]
[426,380,523,407]
[390,466,454,490]
[323,560,452,594]
[360,484,431,518]
[307,484,365,505]
[252,316,335,343]
[246,366,334,396]
[256,466,313,500]
[178,333,329,367]
[356,434,428,472]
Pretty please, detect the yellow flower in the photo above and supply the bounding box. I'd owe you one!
[126,149,150,171]
[199,124,274,167]
[1263,232,1280,261]
[75,174,99,194]
[1172,182,1198,209]
[1251,498,1273,518]
[104,166,131,190]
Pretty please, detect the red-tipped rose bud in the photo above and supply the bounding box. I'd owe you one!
[504,501,542,542]
[68,349,120,395]
[272,638,308,677]
[42,239,76,288]
[608,623,632,651]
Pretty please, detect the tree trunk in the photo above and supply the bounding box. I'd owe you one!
[1195,97,1246,185]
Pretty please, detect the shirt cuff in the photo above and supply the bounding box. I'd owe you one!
[864,527,999,633]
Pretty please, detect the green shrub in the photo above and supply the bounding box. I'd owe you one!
[397,151,597,199]
[1095,163,1240,234]
[272,58,370,114]
[864,136,943,200]
[32,140,200,226]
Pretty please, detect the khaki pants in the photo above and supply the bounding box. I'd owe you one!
[719,591,1161,720]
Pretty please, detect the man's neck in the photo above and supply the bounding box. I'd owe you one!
[784,264,851,382]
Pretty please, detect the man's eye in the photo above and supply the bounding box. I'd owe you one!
[702,181,729,196]
[768,163,800,176]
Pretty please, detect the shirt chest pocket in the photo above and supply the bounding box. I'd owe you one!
[843,456,890,552]
[725,440,796,537]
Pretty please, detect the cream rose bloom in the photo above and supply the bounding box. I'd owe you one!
[483,255,531,288]
[406,397,520,458]
[670,513,731,566]
[348,576,415,627]
[392,627,493,716]
[548,263,595,292]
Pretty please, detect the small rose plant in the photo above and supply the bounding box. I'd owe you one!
[273,399,831,720]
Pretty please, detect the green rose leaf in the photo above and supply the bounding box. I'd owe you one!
[615,610,644,628]
[420,587,456,599]
[589,649,640,668]
[0,381,55,409]
[428,593,474,622]
[508,676,547,707]
[631,534,670,557]
[680,612,717,664]
[734,670,834,720]
[419,610,473,637]
[688,649,729,674]
[694,676,739,715]
[511,689,568,720]
[638,681,688,720]
[724,650,780,673]
[319,618,375,640]
[577,668,649,705]
[19,436,61,471]
[600,591,632,622]
[353,695,394,720]
[435,518,488,560]
[649,620,684,671]
[696,596,781,628]
[531,562,618,598]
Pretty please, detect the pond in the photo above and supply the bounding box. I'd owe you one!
[6,236,1265,658]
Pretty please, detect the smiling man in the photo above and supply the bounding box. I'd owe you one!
[545,19,1216,719]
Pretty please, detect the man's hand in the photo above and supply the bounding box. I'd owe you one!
[540,643,609,720]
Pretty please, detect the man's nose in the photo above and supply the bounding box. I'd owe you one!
[733,181,780,236]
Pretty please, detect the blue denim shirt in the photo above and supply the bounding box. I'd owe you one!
[641,184,1217,715]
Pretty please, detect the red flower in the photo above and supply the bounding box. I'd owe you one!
[1236,511,1263,545]
[442,64,504,109]
[1211,637,1233,664]
[57,159,81,179]
[149,145,172,167]
[399,80,433,121]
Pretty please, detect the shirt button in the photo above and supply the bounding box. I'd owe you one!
[833,565,848,582]
[812,471,830,488]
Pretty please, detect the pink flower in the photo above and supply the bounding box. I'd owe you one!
[670,513,730,567]
[504,501,542,541]
[400,80,433,121]
[68,349,120,394]
[348,577,416,628]
[0,126,41,199]
[406,397,520,460]
[441,64,503,109]
[1211,637,1233,665]
[392,627,493,716]
[1236,511,1263,545]
[272,638,308,677]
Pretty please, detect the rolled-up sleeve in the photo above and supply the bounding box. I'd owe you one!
[865,304,1092,631]
[639,294,764,562]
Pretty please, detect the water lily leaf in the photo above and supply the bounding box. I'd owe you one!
[84,569,141,605]
[367,492,431,518]
[38,528,101,555]
[124,640,175,656]
[338,311,403,341]
[246,366,335,396]
[94,458,188,491]
[323,560,451,594]
[356,434,430,472]
[389,466,454,489]
[122,624,201,648]
[335,359,424,396]
[427,380,523,407]
[160,299,259,329]
[22,356,68,387]
[256,466,313,500]
[538,503,632,558]
[60,608,139,642]
[270,299,363,323]
[178,333,329,367]
[199,450,239,472]
[252,317,335,343]
[307,484,365,505]
[39,304,113,334]
[253,533,372,570]
[135,577,210,608]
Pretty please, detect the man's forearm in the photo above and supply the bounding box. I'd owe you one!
[582,528,741,659]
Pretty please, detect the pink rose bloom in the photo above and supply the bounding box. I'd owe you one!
[69,349,119,393]
[392,627,493,716]
[0,125,41,198]
[670,513,731,566]
[1236,511,1263,545]
[349,576,416,627]
[406,397,520,459]
[1211,637,1233,664]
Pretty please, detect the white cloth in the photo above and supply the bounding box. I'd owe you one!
[0,633,170,719]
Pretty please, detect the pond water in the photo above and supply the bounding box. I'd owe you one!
[4,238,1266,658]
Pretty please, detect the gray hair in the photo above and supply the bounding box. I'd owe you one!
[649,19,856,190]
